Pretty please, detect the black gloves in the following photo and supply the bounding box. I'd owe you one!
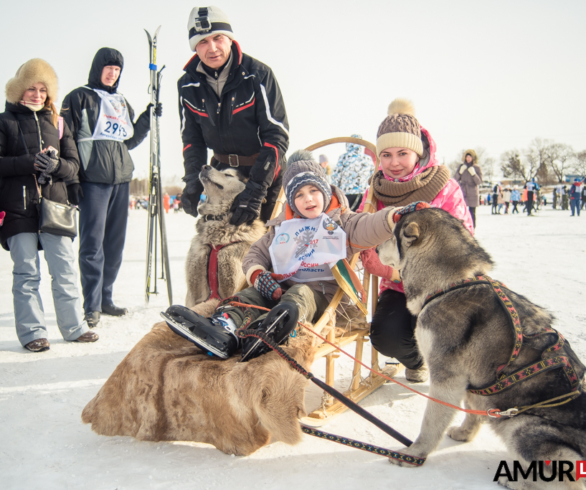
[230,181,265,226]
[67,183,84,205]
[147,102,163,117]
[35,148,60,185]
[181,177,203,218]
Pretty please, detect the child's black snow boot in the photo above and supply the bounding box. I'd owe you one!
[161,305,239,359]
[241,301,299,362]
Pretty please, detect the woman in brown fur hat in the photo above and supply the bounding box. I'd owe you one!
[0,59,98,351]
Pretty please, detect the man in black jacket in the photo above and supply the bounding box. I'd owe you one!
[179,6,289,225]
[61,48,158,327]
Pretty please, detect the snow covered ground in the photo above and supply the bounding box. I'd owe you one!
[1,205,584,490]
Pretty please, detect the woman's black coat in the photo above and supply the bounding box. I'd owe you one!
[0,102,80,250]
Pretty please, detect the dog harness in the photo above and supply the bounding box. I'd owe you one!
[206,242,240,301]
[423,275,584,401]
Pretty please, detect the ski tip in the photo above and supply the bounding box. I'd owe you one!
[144,29,153,43]
[154,25,162,37]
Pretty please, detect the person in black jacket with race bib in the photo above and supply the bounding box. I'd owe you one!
[61,48,158,328]
[0,59,98,351]
[179,6,289,225]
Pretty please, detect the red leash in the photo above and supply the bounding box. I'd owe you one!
[226,301,506,418]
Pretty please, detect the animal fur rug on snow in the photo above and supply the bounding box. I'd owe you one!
[82,300,317,456]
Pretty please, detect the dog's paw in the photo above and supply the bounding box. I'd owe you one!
[387,447,426,468]
[447,425,474,442]
[388,454,420,468]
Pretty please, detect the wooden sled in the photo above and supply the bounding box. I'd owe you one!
[247,137,405,426]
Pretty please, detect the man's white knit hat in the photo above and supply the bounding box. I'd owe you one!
[188,6,234,51]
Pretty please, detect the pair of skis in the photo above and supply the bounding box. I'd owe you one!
[145,27,172,305]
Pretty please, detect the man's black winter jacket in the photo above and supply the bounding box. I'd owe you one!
[0,103,80,250]
[178,42,289,195]
[61,48,150,185]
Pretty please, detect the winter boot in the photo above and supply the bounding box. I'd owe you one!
[241,302,299,362]
[161,305,239,359]
[405,362,429,383]
[85,311,100,328]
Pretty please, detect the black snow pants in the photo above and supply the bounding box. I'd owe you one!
[369,289,423,370]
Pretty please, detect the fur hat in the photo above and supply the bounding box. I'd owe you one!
[283,150,332,217]
[376,98,423,157]
[462,149,477,163]
[5,58,58,104]
[188,6,234,51]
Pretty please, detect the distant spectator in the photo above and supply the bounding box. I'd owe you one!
[331,134,374,211]
[491,183,502,215]
[569,178,583,217]
[511,186,521,214]
[502,186,511,214]
[318,154,332,183]
[524,179,539,216]
[497,192,505,214]
[163,193,170,214]
[454,149,482,228]
[561,186,569,210]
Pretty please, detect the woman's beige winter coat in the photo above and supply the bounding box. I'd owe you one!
[242,187,395,302]
[454,149,483,207]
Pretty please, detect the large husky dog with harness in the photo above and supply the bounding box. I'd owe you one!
[184,165,266,307]
[378,206,585,488]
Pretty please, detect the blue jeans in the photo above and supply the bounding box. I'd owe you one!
[570,199,581,216]
[78,182,129,313]
[8,233,89,346]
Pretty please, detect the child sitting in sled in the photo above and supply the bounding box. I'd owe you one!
[164,150,401,361]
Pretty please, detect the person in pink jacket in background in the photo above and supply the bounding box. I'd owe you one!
[358,99,473,383]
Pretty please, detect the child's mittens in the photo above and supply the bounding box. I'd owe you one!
[359,248,401,283]
[467,166,477,176]
[251,270,283,300]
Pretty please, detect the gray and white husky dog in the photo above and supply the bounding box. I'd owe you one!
[184,165,265,308]
[378,207,585,489]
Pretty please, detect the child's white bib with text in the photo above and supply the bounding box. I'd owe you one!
[269,214,347,283]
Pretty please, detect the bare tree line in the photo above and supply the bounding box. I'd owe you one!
[449,139,586,184]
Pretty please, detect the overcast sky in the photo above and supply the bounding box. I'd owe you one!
[2,0,585,181]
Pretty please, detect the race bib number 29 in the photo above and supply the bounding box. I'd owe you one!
[100,119,129,139]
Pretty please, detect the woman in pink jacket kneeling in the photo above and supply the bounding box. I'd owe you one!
[359,99,474,382]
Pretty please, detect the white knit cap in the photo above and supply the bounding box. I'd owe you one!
[188,6,234,51]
